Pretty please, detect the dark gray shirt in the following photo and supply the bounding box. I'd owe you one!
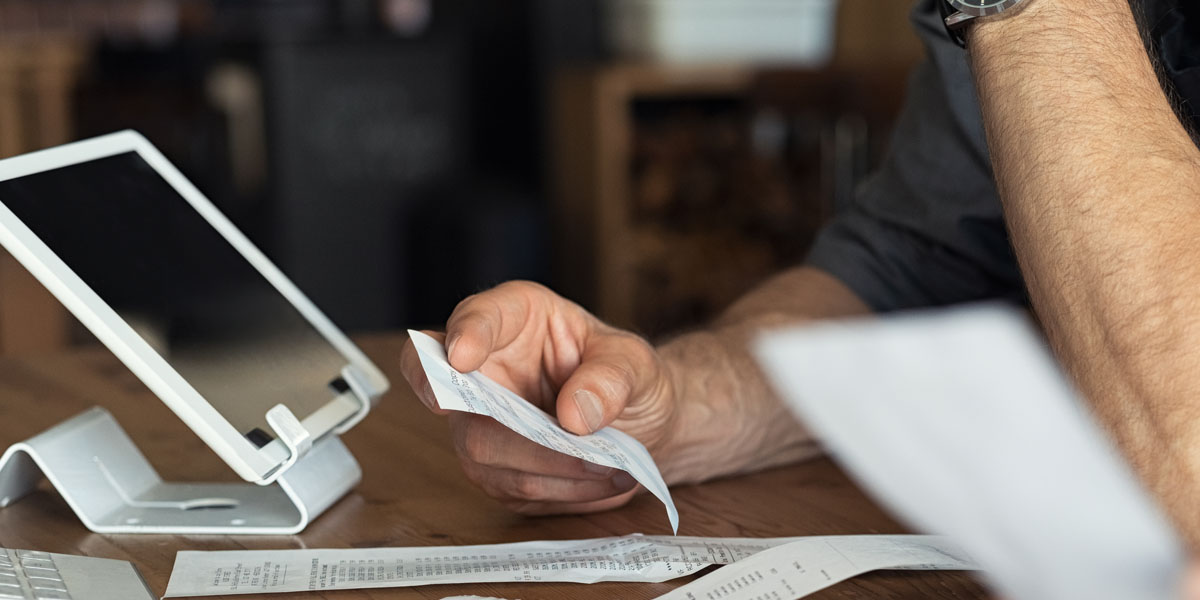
[806,0,1200,311]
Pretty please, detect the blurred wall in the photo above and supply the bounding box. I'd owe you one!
[0,0,924,345]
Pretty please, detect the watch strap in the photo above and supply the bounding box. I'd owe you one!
[938,0,969,48]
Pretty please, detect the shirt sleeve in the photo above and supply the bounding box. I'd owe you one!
[805,0,1025,311]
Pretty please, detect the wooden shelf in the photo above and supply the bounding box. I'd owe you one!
[0,36,88,355]
[548,62,908,335]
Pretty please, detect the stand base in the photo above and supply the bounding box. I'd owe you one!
[0,407,360,535]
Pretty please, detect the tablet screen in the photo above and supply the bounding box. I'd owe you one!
[0,151,349,445]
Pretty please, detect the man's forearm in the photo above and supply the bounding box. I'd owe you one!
[654,266,871,484]
[971,1,1200,542]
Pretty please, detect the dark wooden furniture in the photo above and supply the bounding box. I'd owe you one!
[0,332,988,599]
[0,36,87,355]
[547,64,914,339]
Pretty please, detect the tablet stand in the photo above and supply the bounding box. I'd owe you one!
[0,406,360,535]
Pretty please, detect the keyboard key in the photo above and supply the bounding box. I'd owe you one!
[30,579,65,592]
[2,548,151,599]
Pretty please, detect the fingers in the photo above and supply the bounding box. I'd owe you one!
[444,281,553,373]
[400,331,450,415]
[460,462,638,505]
[451,413,639,506]
[451,413,615,480]
[412,281,668,516]
[502,487,640,516]
[555,331,661,436]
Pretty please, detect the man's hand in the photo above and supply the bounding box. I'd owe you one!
[399,281,678,515]
[400,268,869,515]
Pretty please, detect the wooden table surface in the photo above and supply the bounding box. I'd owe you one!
[0,332,989,599]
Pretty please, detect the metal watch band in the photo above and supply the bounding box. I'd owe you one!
[938,0,970,48]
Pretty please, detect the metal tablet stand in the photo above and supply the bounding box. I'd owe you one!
[0,372,370,535]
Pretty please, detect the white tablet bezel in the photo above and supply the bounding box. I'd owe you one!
[0,130,389,484]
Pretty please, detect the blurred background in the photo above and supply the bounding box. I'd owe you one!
[0,0,922,355]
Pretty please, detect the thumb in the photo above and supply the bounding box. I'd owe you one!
[555,333,655,435]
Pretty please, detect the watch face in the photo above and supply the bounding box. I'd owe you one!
[946,0,1024,17]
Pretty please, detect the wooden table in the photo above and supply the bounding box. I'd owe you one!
[0,333,988,599]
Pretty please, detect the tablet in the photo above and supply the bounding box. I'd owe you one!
[0,131,389,484]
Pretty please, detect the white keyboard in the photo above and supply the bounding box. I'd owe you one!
[0,549,154,600]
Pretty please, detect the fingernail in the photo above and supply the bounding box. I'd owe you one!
[612,471,636,491]
[446,333,461,363]
[573,389,604,433]
[583,461,613,476]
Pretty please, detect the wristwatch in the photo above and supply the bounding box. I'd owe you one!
[938,0,1028,48]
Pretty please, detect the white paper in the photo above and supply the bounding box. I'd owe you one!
[164,534,974,598]
[653,535,976,600]
[408,330,679,532]
[754,304,1185,600]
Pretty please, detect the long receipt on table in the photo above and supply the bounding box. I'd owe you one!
[407,330,678,532]
[163,534,978,598]
[655,535,975,600]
